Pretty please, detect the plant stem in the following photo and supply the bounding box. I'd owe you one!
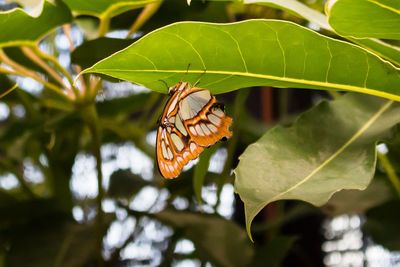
[0,49,69,99]
[378,152,400,198]
[0,83,18,98]
[126,1,162,38]
[98,17,110,37]
[31,46,76,90]
[21,46,66,88]
[63,24,86,97]
[82,104,105,267]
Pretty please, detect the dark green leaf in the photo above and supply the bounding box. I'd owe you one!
[71,37,136,69]
[0,1,72,47]
[234,94,400,239]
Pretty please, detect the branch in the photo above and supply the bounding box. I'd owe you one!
[0,49,71,100]
[126,1,162,38]
[63,24,86,97]
[82,104,105,267]
[378,151,400,198]
[21,46,67,89]
[31,46,76,89]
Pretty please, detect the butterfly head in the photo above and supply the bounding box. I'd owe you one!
[168,81,190,95]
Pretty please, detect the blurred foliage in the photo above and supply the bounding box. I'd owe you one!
[0,0,400,267]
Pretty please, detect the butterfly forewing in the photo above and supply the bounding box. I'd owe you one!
[156,82,232,179]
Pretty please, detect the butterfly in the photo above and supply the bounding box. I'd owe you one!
[156,81,233,179]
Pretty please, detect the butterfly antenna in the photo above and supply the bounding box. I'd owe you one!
[185,63,191,75]
[158,79,169,92]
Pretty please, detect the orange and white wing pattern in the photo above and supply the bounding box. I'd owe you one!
[178,88,232,147]
[156,82,232,179]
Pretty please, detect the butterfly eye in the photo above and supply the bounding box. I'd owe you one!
[156,82,232,179]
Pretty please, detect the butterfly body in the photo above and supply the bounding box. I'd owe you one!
[156,82,232,179]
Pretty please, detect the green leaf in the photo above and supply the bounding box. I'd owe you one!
[244,0,331,30]
[154,210,254,267]
[63,0,158,18]
[71,37,136,69]
[0,1,72,47]
[246,0,400,66]
[328,0,400,40]
[322,177,393,216]
[192,144,220,204]
[234,94,400,239]
[81,20,400,101]
[363,200,400,250]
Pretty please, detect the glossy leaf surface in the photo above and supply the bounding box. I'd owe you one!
[82,20,400,101]
[328,0,400,40]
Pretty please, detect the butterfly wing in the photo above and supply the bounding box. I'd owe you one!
[179,88,232,147]
[156,113,204,178]
[156,84,232,179]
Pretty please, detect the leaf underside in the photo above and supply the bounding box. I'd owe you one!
[234,93,400,239]
[82,20,400,101]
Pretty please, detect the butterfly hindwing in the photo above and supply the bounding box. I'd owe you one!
[179,88,232,147]
[156,119,204,178]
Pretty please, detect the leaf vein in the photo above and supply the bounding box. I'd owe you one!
[163,32,206,70]
[269,100,394,203]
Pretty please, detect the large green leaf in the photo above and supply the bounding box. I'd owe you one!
[81,20,400,101]
[0,1,72,47]
[246,0,400,66]
[154,210,254,267]
[327,0,400,40]
[234,94,400,239]
[63,0,158,17]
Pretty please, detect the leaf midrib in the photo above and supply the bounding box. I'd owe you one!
[367,0,400,15]
[89,69,400,101]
